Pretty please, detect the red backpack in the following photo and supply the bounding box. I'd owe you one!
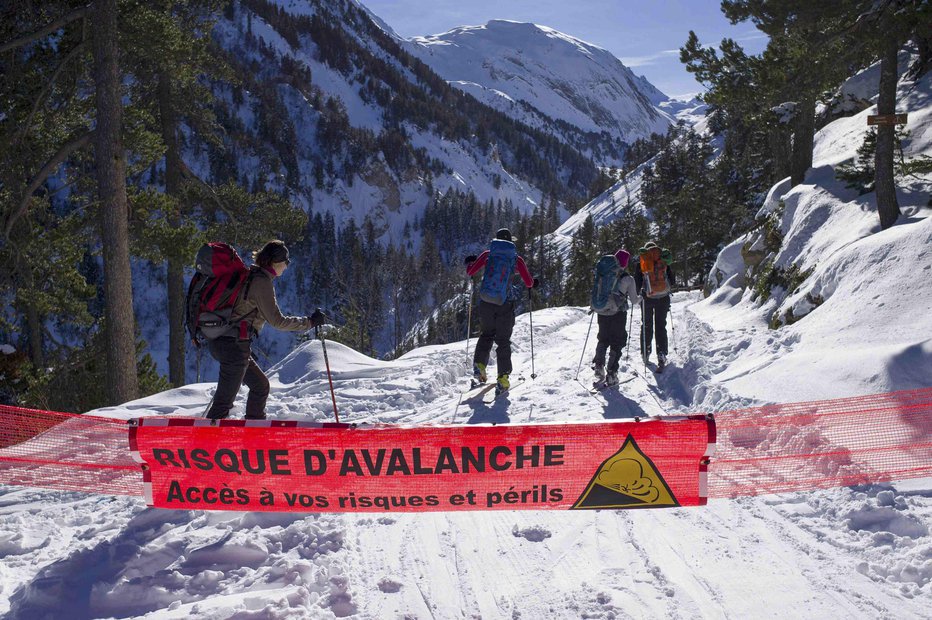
[185,242,254,344]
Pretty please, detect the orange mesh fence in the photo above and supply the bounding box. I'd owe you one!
[0,387,930,503]
[707,387,932,498]
[0,405,141,496]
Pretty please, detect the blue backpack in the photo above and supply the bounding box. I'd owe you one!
[479,239,518,305]
[591,255,624,315]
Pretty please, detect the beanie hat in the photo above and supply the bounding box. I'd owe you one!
[269,243,289,263]
[614,249,630,269]
[495,228,512,241]
[254,240,290,268]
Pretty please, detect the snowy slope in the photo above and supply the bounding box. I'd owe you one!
[697,63,932,406]
[1,299,929,618]
[548,159,652,258]
[407,20,673,149]
[209,5,545,238]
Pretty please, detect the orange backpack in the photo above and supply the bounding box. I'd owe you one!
[640,247,669,298]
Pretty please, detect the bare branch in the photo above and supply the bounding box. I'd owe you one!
[0,5,90,54]
[178,159,239,225]
[4,131,94,239]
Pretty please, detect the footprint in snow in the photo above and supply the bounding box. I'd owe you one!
[512,525,552,542]
[377,577,402,593]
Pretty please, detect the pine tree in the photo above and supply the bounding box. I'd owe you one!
[856,1,930,229]
[563,215,598,306]
[719,1,869,187]
[92,0,139,403]
[122,0,232,386]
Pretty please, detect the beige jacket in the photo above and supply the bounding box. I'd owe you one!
[231,267,311,335]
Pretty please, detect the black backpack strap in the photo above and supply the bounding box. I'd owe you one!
[185,273,204,344]
[242,268,257,300]
[237,269,260,340]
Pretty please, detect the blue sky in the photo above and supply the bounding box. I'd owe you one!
[360,0,769,98]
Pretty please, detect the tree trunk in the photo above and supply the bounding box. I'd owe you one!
[769,124,792,183]
[790,96,816,187]
[875,36,901,231]
[158,71,186,386]
[92,0,139,404]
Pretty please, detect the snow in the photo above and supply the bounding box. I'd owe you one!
[548,159,652,258]
[698,63,932,405]
[2,286,931,616]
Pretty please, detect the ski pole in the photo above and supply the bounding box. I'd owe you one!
[465,279,474,365]
[528,287,537,379]
[625,304,634,361]
[316,323,340,423]
[670,296,678,354]
[641,297,647,374]
[575,311,595,380]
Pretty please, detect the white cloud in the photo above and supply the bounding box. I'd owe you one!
[619,49,679,68]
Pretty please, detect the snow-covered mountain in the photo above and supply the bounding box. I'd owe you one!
[407,20,674,162]
[209,2,583,236]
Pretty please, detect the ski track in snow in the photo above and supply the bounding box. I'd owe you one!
[1,297,929,618]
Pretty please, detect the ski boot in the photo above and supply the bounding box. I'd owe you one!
[657,353,667,373]
[592,363,605,383]
[472,362,487,386]
[605,371,619,386]
[495,374,510,396]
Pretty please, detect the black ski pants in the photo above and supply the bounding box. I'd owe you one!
[206,336,270,420]
[593,311,628,373]
[473,299,516,377]
[640,295,671,358]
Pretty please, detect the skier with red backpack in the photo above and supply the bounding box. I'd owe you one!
[465,228,539,396]
[589,249,640,386]
[634,241,675,372]
[186,239,328,420]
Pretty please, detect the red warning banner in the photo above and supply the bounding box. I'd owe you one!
[129,416,715,513]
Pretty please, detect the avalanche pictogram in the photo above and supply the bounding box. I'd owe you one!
[572,434,679,509]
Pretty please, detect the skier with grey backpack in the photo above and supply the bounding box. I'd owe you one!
[589,249,640,388]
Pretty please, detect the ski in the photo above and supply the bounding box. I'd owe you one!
[483,377,526,403]
[589,375,635,393]
[462,382,496,402]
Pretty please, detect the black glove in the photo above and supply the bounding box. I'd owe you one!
[532,277,540,289]
[309,308,329,328]
[587,308,594,315]
[464,254,477,266]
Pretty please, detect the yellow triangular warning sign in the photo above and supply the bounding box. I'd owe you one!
[572,434,679,509]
